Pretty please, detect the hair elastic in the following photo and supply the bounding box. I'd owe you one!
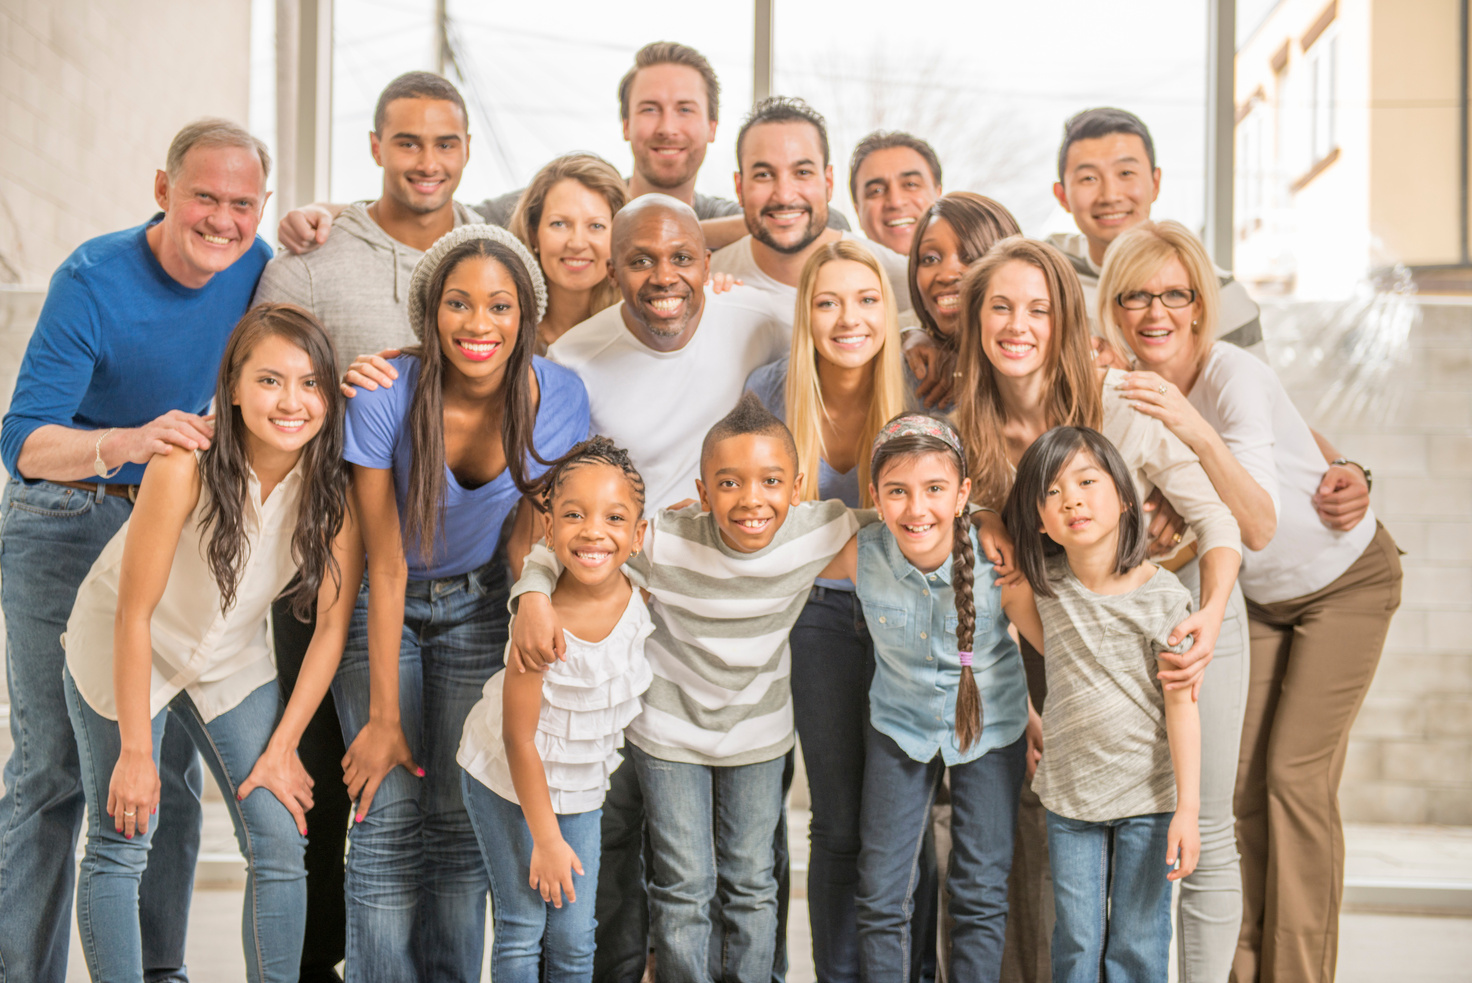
[958,650,973,667]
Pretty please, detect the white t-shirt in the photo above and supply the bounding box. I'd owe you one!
[547,285,788,512]
[709,231,915,330]
[1187,341,1375,604]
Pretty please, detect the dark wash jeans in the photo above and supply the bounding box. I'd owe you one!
[791,586,937,983]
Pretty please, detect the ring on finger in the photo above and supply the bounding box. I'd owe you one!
[1157,383,1169,395]
[123,808,136,817]
[1172,532,1183,544]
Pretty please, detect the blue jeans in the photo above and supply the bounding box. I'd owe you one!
[0,478,203,983]
[65,671,306,983]
[332,557,509,982]
[462,774,602,982]
[631,744,787,983]
[856,727,1025,983]
[1045,810,1173,983]
[790,586,936,983]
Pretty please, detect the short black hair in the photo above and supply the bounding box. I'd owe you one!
[374,71,468,135]
[700,391,798,472]
[736,96,830,169]
[848,130,943,205]
[1056,107,1156,182]
[1002,426,1148,598]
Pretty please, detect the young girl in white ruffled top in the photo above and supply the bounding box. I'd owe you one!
[457,436,652,983]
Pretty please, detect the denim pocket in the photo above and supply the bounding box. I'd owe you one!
[867,604,907,632]
[5,479,96,519]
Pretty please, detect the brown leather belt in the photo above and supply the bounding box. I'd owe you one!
[53,479,141,502]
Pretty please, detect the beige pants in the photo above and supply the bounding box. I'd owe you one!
[1231,522,1403,983]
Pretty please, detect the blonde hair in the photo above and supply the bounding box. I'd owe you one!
[509,153,628,319]
[785,241,907,506]
[1097,220,1219,373]
[952,237,1102,510]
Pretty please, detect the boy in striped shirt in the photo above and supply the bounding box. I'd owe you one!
[509,394,863,982]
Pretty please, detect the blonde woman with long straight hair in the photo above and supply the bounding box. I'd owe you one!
[1099,221,1400,983]
[951,236,1243,983]
[743,239,908,981]
[509,153,628,353]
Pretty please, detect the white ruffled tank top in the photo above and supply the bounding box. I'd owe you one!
[457,590,654,815]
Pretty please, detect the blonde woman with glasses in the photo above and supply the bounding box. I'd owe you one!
[1099,220,1401,983]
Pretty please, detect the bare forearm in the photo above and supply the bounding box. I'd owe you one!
[1161,679,1201,813]
[699,215,748,252]
[17,425,120,482]
[506,741,563,845]
[365,564,408,724]
[1196,546,1239,621]
[1311,428,1339,464]
[113,616,156,753]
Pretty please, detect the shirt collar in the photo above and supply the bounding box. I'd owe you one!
[878,523,955,587]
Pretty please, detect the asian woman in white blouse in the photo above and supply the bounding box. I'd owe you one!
[61,305,364,983]
[1099,221,1402,983]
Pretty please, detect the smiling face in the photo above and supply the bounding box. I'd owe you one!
[151,144,268,288]
[697,433,802,552]
[1114,254,1201,372]
[623,62,718,192]
[979,259,1055,381]
[231,331,327,460]
[870,450,971,572]
[1038,447,1127,555]
[434,254,521,380]
[371,96,469,216]
[1053,132,1161,263]
[534,178,614,297]
[915,216,968,338]
[854,146,940,254]
[543,462,648,589]
[809,258,887,370]
[736,121,833,255]
[611,203,709,350]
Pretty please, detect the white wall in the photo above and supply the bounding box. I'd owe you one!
[0,0,253,285]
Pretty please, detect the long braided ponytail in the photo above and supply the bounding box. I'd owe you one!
[952,508,982,751]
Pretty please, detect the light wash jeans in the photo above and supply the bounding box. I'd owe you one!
[1046,810,1174,983]
[1173,559,1249,983]
[630,744,787,983]
[65,671,306,983]
[463,774,602,983]
[0,478,203,983]
[332,557,509,983]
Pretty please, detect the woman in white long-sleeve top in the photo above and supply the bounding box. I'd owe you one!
[1099,221,1401,983]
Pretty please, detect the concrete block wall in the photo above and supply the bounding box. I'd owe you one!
[1270,300,1472,825]
[0,0,252,285]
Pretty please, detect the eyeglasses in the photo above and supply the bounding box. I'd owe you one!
[1116,288,1197,310]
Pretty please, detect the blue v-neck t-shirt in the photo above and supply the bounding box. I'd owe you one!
[343,353,589,580]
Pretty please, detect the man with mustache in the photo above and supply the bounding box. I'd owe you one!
[710,97,914,333]
[849,130,944,256]
[276,43,846,255]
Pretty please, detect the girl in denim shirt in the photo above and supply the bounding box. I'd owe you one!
[825,413,1033,981]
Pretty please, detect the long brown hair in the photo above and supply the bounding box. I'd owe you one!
[403,238,545,560]
[907,193,1022,347]
[870,424,983,751]
[199,303,349,619]
[509,153,628,319]
[952,237,1101,510]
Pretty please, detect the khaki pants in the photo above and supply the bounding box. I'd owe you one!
[1231,523,1403,983]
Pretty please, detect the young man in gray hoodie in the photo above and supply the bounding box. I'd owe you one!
[250,70,477,983]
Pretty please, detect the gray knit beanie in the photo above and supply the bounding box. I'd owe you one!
[407,223,548,340]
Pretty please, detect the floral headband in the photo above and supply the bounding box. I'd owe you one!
[872,414,966,459]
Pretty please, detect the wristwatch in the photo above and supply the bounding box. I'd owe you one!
[94,428,121,479]
[1332,458,1372,492]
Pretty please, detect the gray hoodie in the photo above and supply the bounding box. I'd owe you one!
[253,200,481,373]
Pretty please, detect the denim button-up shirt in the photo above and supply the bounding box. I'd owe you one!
[856,522,1029,766]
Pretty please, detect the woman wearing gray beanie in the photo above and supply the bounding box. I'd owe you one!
[332,223,589,980]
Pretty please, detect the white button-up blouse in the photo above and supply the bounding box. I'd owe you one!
[64,458,305,724]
